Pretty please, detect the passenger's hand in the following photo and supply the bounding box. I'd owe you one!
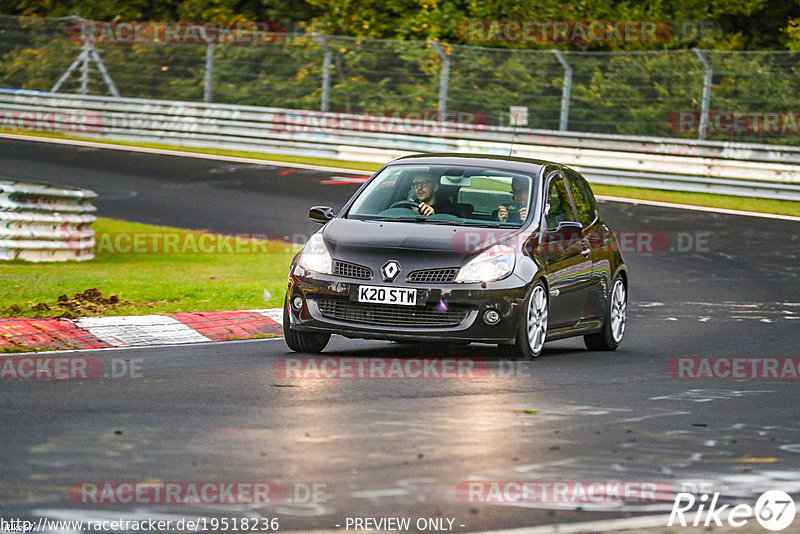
[418,202,435,216]
[497,205,508,222]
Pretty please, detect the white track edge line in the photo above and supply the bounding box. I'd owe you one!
[2,132,796,220]
[0,132,371,174]
[3,336,285,356]
[596,195,800,221]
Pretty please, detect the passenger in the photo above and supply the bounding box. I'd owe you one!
[496,176,529,223]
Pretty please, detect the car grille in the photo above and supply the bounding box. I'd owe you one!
[333,260,372,280]
[313,295,469,327]
[406,268,458,283]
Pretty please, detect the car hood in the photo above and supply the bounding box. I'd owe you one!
[322,218,519,268]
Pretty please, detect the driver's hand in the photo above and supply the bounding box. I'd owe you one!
[497,205,508,222]
[418,202,435,216]
[519,207,528,221]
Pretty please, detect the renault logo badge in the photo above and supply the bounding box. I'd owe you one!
[381,260,401,282]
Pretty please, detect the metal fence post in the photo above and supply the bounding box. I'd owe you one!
[428,41,449,120]
[52,41,89,94]
[551,50,572,131]
[693,48,713,140]
[79,41,90,94]
[88,44,119,97]
[204,43,216,103]
[52,39,119,97]
[312,33,332,112]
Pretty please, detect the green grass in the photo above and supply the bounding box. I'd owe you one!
[0,218,299,319]
[3,130,799,215]
[592,184,800,217]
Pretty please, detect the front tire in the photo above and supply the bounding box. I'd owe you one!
[499,281,548,360]
[283,295,330,353]
[584,276,626,351]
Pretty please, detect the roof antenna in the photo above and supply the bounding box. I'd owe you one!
[508,107,526,157]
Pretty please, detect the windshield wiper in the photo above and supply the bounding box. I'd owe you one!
[420,219,468,225]
[362,216,429,222]
[462,221,520,227]
[359,216,520,227]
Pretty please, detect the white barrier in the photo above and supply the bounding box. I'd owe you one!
[0,180,96,262]
[1,89,800,200]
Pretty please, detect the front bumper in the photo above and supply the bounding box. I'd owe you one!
[286,265,530,344]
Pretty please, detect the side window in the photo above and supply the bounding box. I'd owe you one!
[566,172,597,227]
[348,169,404,214]
[545,176,575,229]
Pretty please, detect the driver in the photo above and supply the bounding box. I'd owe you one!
[410,171,457,216]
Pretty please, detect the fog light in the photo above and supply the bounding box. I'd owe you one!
[291,295,304,311]
[483,309,501,325]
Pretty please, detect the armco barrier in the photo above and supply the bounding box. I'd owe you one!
[0,179,96,262]
[1,89,800,201]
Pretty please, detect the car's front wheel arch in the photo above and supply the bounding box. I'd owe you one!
[283,294,331,353]
[499,277,549,360]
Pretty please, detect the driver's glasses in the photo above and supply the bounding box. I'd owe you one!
[412,181,434,188]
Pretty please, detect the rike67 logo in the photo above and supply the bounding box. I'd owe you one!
[669,490,796,531]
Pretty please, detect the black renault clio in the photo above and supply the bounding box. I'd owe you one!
[284,154,627,359]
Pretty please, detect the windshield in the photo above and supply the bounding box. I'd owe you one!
[345,164,538,227]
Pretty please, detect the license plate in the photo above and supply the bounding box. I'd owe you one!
[357,285,417,306]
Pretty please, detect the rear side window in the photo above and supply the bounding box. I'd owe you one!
[565,171,598,227]
[545,175,576,229]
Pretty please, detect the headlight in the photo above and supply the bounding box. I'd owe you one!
[297,232,332,274]
[455,244,515,283]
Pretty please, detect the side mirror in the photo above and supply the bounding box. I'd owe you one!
[309,206,334,223]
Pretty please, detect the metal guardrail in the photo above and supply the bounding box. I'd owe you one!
[1,89,800,201]
[0,178,96,261]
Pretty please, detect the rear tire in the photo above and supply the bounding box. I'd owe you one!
[283,295,330,353]
[499,281,548,360]
[584,275,626,351]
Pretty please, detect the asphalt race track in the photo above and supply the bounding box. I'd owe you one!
[2,135,800,532]
[0,136,368,241]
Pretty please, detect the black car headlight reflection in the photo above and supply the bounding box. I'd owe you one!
[297,232,333,274]
[454,244,516,283]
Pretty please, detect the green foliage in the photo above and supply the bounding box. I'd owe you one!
[4,0,800,50]
[2,0,800,145]
[786,18,800,50]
